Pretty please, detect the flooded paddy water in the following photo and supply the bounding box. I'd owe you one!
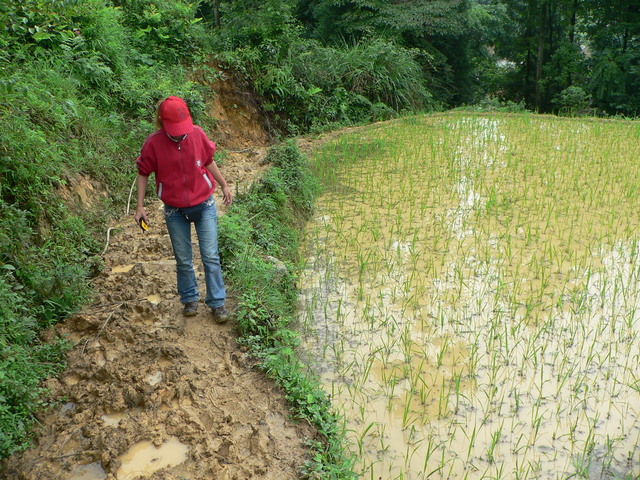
[298,113,640,479]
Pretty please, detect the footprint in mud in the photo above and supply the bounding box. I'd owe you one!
[69,461,107,480]
[101,408,143,428]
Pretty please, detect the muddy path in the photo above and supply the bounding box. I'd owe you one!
[1,133,316,480]
[1,195,314,480]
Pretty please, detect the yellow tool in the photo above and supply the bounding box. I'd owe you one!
[139,218,149,232]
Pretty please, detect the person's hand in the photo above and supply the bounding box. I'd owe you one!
[135,207,149,226]
[221,185,233,206]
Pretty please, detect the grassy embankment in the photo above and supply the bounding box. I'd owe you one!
[218,140,357,478]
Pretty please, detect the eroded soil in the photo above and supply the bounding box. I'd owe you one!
[1,83,316,480]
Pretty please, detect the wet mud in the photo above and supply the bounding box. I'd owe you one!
[2,200,314,480]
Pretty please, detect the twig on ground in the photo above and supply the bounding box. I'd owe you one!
[81,306,120,354]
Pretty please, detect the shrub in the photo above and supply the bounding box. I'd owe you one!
[115,0,205,63]
[0,0,74,52]
[553,86,592,117]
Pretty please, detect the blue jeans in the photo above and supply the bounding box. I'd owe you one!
[164,196,226,309]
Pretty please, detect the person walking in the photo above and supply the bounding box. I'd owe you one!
[134,96,232,322]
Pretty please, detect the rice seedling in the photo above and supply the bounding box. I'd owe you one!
[298,113,640,479]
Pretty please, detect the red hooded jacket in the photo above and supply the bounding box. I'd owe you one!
[136,126,217,208]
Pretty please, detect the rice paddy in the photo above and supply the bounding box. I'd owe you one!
[297,112,640,479]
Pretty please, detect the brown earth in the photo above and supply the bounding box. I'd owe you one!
[0,78,317,480]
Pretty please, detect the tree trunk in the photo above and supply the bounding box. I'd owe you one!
[214,0,221,29]
[569,0,578,44]
[535,3,547,112]
[567,0,578,86]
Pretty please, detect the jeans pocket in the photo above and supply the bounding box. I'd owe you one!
[180,201,207,223]
[164,205,179,220]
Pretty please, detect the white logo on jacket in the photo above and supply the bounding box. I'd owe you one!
[196,160,202,167]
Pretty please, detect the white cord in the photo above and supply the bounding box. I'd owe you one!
[101,227,116,256]
[102,175,137,256]
[126,175,136,216]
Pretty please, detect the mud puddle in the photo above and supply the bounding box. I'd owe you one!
[116,437,189,479]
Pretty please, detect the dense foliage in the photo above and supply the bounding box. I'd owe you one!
[481,0,640,115]
[0,0,211,458]
[1,0,639,465]
[204,0,640,116]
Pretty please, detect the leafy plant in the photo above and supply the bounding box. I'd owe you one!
[116,0,205,63]
[217,32,433,133]
[553,86,592,116]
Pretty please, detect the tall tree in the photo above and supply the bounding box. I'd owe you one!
[200,0,299,48]
[298,0,469,44]
[534,0,548,111]
[489,0,590,112]
[583,0,640,114]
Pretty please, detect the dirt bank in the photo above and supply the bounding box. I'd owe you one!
[1,81,316,480]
